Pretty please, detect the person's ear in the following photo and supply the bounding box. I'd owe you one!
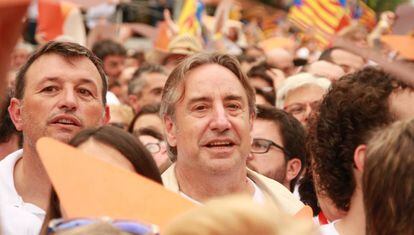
[102,105,111,125]
[8,98,23,131]
[164,115,177,148]
[285,158,302,182]
[354,144,367,172]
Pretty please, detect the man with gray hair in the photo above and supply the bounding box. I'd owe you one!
[160,53,303,214]
[127,64,168,113]
[277,73,331,127]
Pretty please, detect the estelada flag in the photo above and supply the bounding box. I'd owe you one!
[36,137,196,230]
[287,0,349,47]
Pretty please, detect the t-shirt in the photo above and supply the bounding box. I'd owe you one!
[320,221,340,235]
[0,149,45,235]
[179,178,265,204]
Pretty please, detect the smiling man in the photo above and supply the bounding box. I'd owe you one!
[0,41,110,235]
[160,53,303,214]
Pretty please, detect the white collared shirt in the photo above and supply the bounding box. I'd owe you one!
[0,149,45,235]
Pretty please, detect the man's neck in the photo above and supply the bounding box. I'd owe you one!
[335,186,365,235]
[14,143,51,210]
[175,163,254,202]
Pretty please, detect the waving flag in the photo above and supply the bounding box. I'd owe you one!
[350,0,376,29]
[288,0,349,46]
[177,0,204,36]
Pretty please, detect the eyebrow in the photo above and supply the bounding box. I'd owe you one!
[187,94,245,106]
[39,77,98,86]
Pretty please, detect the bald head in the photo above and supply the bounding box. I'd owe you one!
[265,48,294,75]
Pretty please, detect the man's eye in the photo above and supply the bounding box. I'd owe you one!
[194,104,208,112]
[226,103,242,112]
[78,88,92,96]
[41,86,58,93]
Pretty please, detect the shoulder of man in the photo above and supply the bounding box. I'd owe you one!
[247,168,304,215]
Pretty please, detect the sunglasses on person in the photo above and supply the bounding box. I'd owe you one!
[47,217,159,235]
[251,138,291,156]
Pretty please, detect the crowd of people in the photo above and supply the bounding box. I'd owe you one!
[0,0,413,235]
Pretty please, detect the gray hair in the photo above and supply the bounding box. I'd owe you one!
[159,53,256,157]
[276,73,331,109]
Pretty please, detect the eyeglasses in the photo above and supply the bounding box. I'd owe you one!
[284,100,320,116]
[251,138,291,156]
[145,141,166,154]
[48,217,159,235]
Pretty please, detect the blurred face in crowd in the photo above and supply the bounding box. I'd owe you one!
[77,138,135,172]
[331,49,365,74]
[248,119,288,186]
[9,54,110,145]
[266,48,295,76]
[164,64,253,174]
[129,72,167,113]
[139,72,167,107]
[118,67,137,103]
[11,47,31,70]
[389,86,414,120]
[307,61,345,81]
[283,84,325,127]
[103,55,126,81]
[138,134,171,172]
[133,113,163,135]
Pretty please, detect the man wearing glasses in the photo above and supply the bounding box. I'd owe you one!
[248,105,306,192]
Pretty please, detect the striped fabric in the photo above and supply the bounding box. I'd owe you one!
[288,0,349,46]
[351,0,377,29]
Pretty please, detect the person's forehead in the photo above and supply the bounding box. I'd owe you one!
[182,63,247,96]
[253,119,283,144]
[285,85,324,103]
[25,54,103,89]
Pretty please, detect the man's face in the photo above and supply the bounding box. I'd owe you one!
[103,55,125,81]
[133,113,163,134]
[138,72,168,108]
[331,49,365,74]
[165,64,253,173]
[247,119,287,183]
[283,85,325,127]
[9,54,109,145]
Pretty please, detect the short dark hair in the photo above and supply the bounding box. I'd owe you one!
[128,103,161,133]
[247,62,274,88]
[307,67,397,211]
[14,41,108,105]
[128,64,168,95]
[133,127,164,141]
[92,39,127,61]
[69,125,162,184]
[318,47,339,62]
[256,105,306,191]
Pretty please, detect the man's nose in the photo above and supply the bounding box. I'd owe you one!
[58,88,78,111]
[210,104,231,132]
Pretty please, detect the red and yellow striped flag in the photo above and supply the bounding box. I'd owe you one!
[288,0,349,46]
